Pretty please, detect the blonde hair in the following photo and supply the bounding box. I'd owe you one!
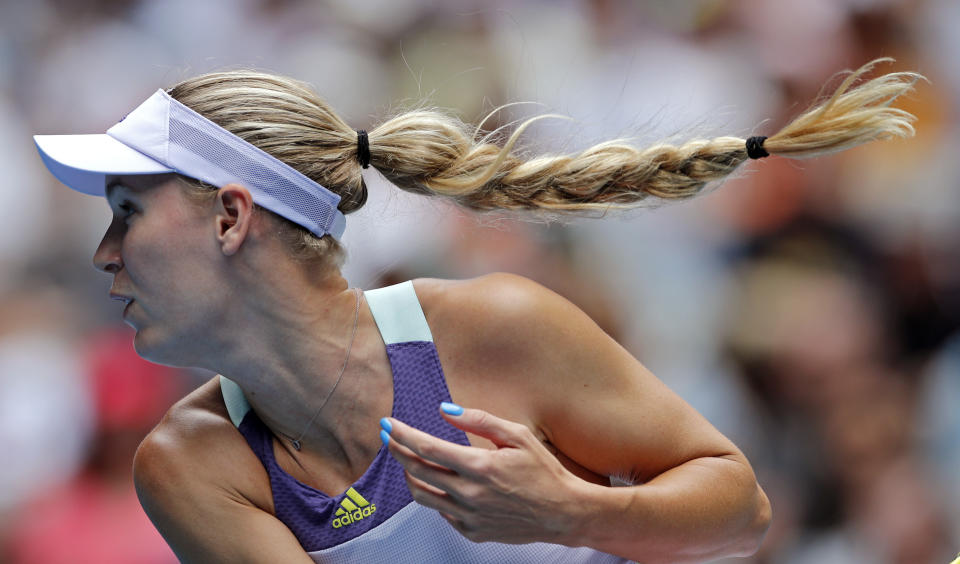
[167,58,922,263]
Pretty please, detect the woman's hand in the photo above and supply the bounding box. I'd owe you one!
[380,403,586,546]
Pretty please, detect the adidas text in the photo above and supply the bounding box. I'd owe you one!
[332,504,376,528]
[332,487,376,528]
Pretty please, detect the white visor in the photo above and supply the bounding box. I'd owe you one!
[35,89,346,239]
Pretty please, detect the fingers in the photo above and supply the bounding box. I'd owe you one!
[380,423,470,520]
[403,471,463,516]
[385,433,465,495]
[381,415,482,476]
[379,407,571,546]
[438,402,532,448]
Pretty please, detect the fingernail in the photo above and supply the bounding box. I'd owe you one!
[441,402,464,416]
[380,429,390,445]
[380,417,392,433]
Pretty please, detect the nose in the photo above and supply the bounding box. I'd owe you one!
[93,219,124,274]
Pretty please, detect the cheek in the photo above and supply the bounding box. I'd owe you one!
[123,217,210,289]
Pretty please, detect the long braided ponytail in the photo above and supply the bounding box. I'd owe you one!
[369,58,921,211]
[167,58,922,263]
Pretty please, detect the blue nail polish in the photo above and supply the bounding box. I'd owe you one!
[380,429,390,445]
[380,417,392,433]
[440,402,464,416]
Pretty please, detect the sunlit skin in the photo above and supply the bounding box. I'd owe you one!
[96,175,226,364]
[107,174,770,563]
[94,174,375,469]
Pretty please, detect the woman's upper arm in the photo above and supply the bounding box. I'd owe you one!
[443,273,743,483]
[133,407,315,564]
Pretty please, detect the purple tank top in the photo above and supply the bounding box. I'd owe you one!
[237,340,467,551]
[221,281,629,563]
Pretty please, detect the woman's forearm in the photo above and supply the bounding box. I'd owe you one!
[563,454,771,563]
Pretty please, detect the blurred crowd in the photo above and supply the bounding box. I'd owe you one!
[1,0,958,562]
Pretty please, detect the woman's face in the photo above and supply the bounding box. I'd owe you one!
[93,174,221,365]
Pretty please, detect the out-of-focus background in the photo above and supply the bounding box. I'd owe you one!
[1,0,958,562]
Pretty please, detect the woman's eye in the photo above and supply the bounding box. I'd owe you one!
[118,202,137,221]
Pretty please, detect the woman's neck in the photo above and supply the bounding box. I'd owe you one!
[200,273,393,472]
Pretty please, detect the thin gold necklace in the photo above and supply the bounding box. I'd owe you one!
[278,287,362,451]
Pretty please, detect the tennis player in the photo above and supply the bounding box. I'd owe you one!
[34,59,919,563]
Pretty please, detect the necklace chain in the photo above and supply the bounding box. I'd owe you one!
[279,287,362,451]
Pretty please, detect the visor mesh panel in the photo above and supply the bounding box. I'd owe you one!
[167,103,338,235]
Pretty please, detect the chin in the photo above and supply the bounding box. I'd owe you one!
[131,328,194,368]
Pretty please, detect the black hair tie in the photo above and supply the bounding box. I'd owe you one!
[356,130,370,169]
[745,136,769,159]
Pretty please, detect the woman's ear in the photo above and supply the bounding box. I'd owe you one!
[214,184,255,256]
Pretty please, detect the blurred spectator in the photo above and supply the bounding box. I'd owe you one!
[0,309,92,516]
[720,215,956,563]
[3,328,186,564]
[920,334,960,535]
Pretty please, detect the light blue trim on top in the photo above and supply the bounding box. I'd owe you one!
[220,282,431,429]
[365,281,434,345]
[220,375,251,428]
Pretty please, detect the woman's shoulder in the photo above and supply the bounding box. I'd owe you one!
[133,376,273,514]
[411,273,613,383]
[412,272,562,324]
[136,376,238,459]
[412,273,600,341]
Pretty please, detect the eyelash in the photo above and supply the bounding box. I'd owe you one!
[118,201,137,220]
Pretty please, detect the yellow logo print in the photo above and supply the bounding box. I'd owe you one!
[331,487,377,528]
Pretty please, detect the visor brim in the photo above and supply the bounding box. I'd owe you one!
[34,134,174,196]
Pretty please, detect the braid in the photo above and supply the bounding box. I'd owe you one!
[160,59,922,265]
[369,58,922,212]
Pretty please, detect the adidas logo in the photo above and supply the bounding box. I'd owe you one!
[331,487,377,528]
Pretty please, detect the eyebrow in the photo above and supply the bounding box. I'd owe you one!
[105,181,125,200]
[105,180,139,202]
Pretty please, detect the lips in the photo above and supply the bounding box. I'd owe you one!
[109,292,135,317]
[109,292,133,304]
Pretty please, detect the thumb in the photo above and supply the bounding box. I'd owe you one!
[439,402,528,448]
